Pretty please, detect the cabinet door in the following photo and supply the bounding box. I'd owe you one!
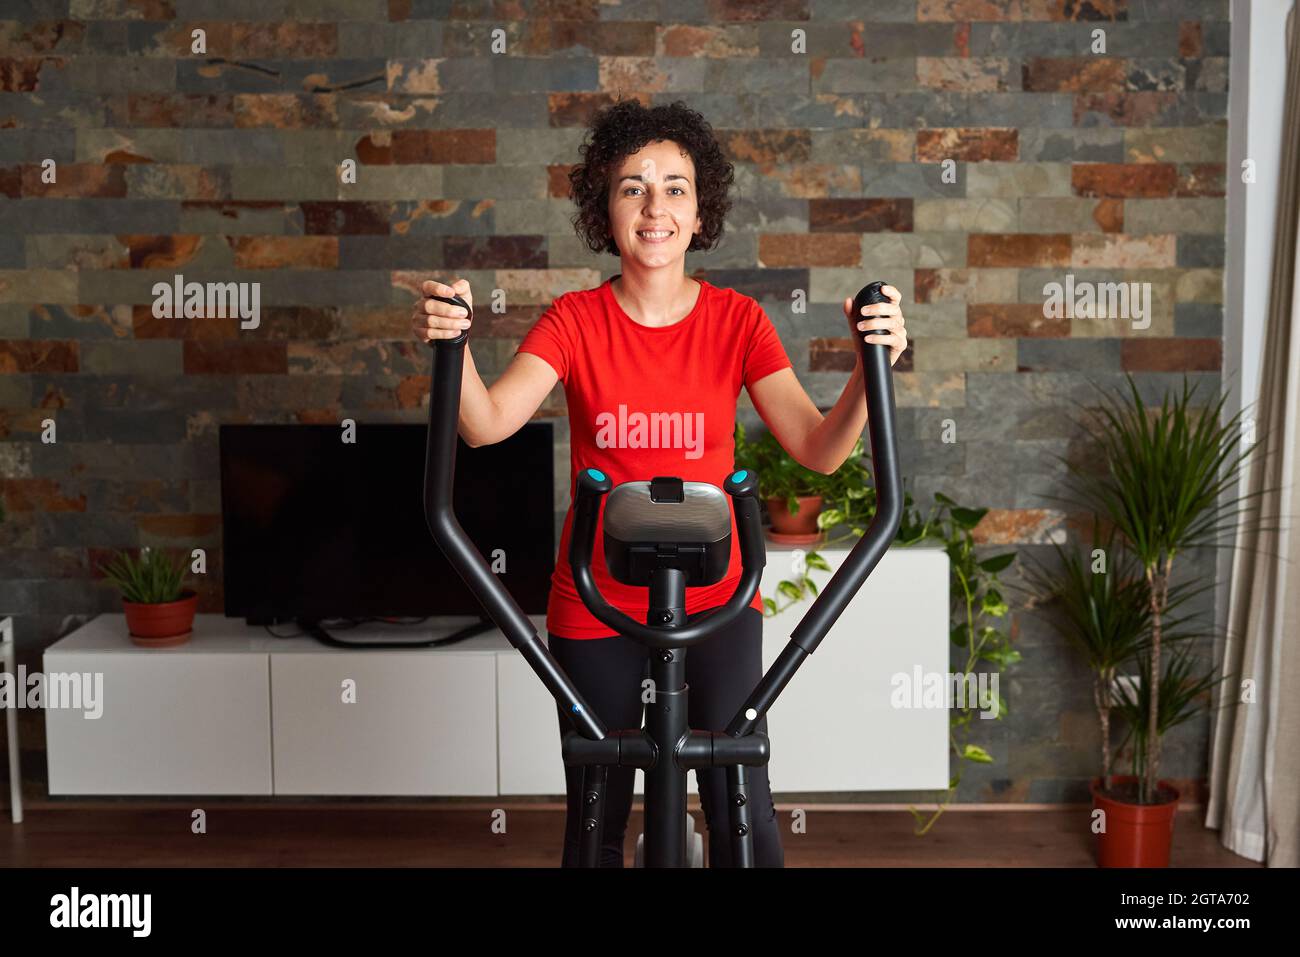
[44,652,272,795]
[497,651,565,795]
[760,547,950,792]
[271,652,497,796]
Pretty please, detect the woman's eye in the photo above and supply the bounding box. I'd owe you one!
[624,187,685,197]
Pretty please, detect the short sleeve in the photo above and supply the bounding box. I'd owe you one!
[743,303,793,390]
[516,297,573,385]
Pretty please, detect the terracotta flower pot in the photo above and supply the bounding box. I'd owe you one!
[123,589,198,648]
[766,495,824,545]
[1090,775,1181,868]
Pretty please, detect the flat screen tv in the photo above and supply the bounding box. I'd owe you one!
[219,422,554,645]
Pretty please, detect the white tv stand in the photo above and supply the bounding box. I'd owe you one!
[43,547,949,798]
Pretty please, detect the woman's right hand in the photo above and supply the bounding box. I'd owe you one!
[412,277,474,343]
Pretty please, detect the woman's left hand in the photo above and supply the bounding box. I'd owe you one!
[844,284,908,368]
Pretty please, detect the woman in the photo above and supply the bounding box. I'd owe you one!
[411,100,907,867]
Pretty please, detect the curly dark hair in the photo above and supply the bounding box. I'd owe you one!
[568,99,735,257]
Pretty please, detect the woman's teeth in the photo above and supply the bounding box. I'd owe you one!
[638,230,673,241]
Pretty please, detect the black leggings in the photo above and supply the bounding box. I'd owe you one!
[549,606,784,868]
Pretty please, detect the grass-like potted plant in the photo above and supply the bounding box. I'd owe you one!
[1019,519,1216,865]
[733,421,830,544]
[99,547,197,647]
[1100,642,1226,866]
[1048,373,1270,866]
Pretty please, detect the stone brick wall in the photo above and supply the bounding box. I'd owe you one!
[0,0,1227,804]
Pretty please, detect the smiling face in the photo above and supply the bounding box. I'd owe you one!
[607,139,703,270]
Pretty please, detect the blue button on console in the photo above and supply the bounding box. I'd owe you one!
[731,469,748,483]
[587,468,605,482]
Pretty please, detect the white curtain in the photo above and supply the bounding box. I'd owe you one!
[1206,4,1300,867]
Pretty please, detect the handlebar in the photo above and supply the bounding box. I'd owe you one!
[422,294,607,740]
[723,280,903,737]
[568,465,765,649]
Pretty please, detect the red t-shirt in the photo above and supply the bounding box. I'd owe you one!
[516,274,793,639]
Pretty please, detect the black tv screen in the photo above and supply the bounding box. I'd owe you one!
[219,422,554,622]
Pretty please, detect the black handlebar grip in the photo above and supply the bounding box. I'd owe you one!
[427,293,472,348]
[850,280,894,410]
[724,468,765,571]
[569,466,612,577]
[577,466,613,497]
[851,281,889,336]
[722,468,758,498]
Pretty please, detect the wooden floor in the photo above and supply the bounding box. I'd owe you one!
[0,801,1260,867]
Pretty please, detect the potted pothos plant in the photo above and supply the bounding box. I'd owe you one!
[99,547,198,647]
[740,424,1020,834]
[733,421,831,544]
[1041,373,1269,866]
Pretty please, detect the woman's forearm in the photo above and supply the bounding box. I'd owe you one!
[802,359,869,474]
[455,346,500,448]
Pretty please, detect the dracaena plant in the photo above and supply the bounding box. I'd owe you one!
[100,547,188,604]
[1111,642,1232,800]
[741,425,1019,835]
[1017,517,1213,792]
[1054,373,1274,804]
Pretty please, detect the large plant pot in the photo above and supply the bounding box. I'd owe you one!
[766,495,824,545]
[123,589,198,648]
[1090,775,1180,868]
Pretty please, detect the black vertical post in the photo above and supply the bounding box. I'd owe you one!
[644,647,688,867]
[727,764,754,867]
[643,568,689,867]
[578,765,607,868]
